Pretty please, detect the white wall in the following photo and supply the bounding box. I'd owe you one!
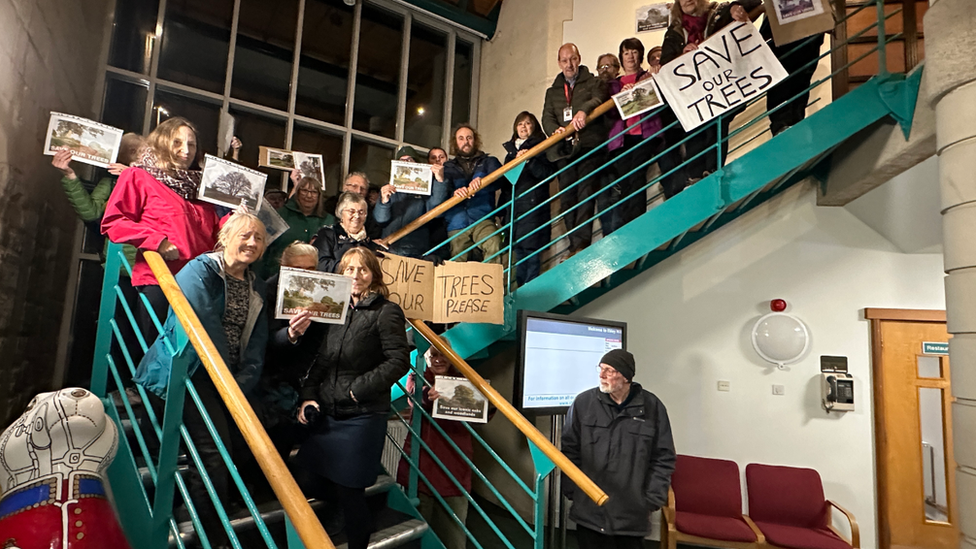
[574,181,946,549]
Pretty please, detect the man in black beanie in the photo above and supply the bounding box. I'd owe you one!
[561,349,676,549]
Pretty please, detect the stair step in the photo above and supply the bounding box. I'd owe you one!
[350,517,427,549]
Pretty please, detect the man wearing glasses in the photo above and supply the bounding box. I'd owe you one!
[562,349,676,549]
[323,172,382,239]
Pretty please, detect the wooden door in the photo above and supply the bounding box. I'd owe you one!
[867,309,958,549]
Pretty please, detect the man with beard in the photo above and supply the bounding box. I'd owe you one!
[441,124,504,262]
[561,349,676,549]
[596,53,621,83]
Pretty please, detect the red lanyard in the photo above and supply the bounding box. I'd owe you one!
[564,82,573,106]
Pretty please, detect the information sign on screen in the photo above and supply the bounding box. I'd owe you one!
[514,310,626,415]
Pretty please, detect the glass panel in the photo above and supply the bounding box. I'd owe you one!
[67,261,105,387]
[296,0,355,125]
[151,90,222,160]
[227,107,288,188]
[157,0,234,94]
[403,23,447,147]
[352,5,403,138]
[291,125,345,195]
[452,39,473,127]
[917,355,942,379]
[918,387,949,523]
[101,78,149,135]
[349,137,394,196]
[230,0,299,111]
[108,0,160,74]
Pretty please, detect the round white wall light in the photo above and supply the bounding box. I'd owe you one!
[751,312,809,369]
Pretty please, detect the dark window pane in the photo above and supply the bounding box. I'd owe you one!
[292,125,344,195]
[227,107,288,189]
[152,90,222,159]
[66,261,105,387]
[349,137,394,195]
[403,23,446,147]
[102,77,148,134]
[452,39,473,127]
[231,0,299,111]
[157,0,234,94]
[296,0,354,125]
[352,5,402,139]
[108,0,159,73]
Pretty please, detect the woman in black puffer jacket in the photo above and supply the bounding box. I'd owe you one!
[296,246,410,549]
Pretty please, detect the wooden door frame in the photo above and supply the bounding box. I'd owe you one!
[864,308,947,549]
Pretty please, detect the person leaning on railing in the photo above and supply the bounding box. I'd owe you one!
[373,146,450,259]
[605,38,665,236]
[395,340,495,549]
[296,247,410,549]
[658,0,760,198]
[101,117,227,338]
[256,175,336,279]
[133,213,269,546]
[499,112,554,286]
[442,124,505,263]
[312,191,385,273]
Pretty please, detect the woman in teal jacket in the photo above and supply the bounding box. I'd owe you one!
[257,175,336,279]
[134,212,268,546]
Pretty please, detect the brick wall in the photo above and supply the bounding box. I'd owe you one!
[0,0,111,423]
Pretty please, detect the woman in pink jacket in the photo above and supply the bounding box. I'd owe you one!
[102,117,223,337]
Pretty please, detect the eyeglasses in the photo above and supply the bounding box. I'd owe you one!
[343,208,367,218]
[299,188,319,196]
[598,64,617,71]
[596,366,620,377]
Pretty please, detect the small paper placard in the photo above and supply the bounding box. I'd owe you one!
[636,3,669,33]
[611,76,664,121]
[44,112,124,168]
[432,375,490,423]
[198,154,267,211]
[390,161,433,196]
[259,146,295,171]
[257,199,290,245]
[275,266,352,325]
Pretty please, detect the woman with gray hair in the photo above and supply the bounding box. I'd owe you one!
[311,191,385,273]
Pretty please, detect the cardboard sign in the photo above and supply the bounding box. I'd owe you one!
[379,253,504,325]
[433,261,504,325]
[655,22,788,132]
[767,0,834,48]
[379,253,435,322]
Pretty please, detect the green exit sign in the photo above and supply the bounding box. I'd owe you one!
[922,342,949,355]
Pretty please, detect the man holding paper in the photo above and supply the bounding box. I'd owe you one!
[374,146,449,259]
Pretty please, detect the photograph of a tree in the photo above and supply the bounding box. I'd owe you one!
[214,171,253,198]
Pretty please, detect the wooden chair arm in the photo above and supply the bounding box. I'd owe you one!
[827,500,860,548]
[662,486,676,523]
[742,515,765,545]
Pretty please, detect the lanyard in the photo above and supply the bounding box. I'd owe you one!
[564,82,573,107]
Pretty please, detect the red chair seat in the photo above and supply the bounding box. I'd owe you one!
[675,511,757,542]
[754,521,851,549]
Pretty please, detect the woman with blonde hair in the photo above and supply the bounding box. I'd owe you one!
[134,212,268,547]
[296,246,410,549]
[102,116,226,336]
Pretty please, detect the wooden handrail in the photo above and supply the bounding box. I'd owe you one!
[144,251,333,549]
[384,98,618,246]
[408,319,609,506]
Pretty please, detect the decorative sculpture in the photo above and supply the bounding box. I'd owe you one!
[0,388,132,548]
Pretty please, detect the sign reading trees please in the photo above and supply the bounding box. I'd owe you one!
[379,253,504,325]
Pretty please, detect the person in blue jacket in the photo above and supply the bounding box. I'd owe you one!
[134,212,269,546]
[442,124,504,262]
[373,145,450,259]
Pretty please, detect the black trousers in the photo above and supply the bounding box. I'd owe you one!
[761,19,826,135]
[294,466,373,549]
[136,284,169,342]
[576,525,645,549]
[555,147,608,252]
[658,108,735,199]
[608,135,664,234]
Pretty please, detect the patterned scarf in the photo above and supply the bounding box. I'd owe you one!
[682,12,708,46]
[135,149,202,201]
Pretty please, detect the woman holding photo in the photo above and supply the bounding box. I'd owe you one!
[296,247,410,549]
[101,117,227,337]
[312,191,384,273]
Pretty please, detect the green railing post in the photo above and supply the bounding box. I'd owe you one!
[408,353,425,501]
[876,0,887,75]
[528,439,557,549]
[91,242,124,397]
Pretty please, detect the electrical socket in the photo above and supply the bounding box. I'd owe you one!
[717,381,731,392]
[772,384,785,396]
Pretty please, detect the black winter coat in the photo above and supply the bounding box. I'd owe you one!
[299,293,410,417]
[500,135,554,249]
[312,223,384,274]
[561,384,676,536]
[660,0,763,66]
[541,66,610,162]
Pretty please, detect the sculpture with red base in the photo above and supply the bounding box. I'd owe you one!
[0,388,132,549]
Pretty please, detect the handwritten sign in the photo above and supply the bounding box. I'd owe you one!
[655,22,788,131]
[433,261,504,325]
[380,253,435,322]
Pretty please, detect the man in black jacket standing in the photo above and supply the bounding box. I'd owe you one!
[562,349,676,549]
[542,43,610,256]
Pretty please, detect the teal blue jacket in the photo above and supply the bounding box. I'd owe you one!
[134,252,268,399]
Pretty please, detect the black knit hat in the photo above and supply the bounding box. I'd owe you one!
[601,349,635,381]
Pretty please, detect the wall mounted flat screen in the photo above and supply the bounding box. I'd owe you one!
[514,310,626,416]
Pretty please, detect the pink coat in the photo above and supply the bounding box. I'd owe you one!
[101,167,223,287]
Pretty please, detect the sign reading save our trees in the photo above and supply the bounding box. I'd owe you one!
[655,22,788,132]
[379,253,503,325]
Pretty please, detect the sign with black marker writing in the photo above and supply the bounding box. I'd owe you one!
[433,261,503,325]
[655,22,788,132]
[379,253,435,322]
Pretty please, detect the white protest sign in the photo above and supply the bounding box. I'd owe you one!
[655,22,788,132]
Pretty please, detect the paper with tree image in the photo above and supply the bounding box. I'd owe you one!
[390,161,433,195]
[44,112,124,168]
[275,267,352,325]
[432,376,490,423]
[198,154,266,210]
